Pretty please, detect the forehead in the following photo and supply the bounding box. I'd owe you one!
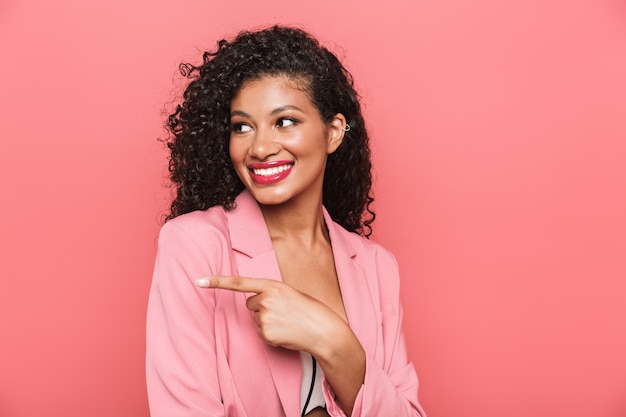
[240,73,311,93]
[230,75,314,110]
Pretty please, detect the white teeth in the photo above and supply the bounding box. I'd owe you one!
[253,164,292,176]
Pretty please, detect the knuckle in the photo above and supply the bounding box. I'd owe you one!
[231,276,243,287]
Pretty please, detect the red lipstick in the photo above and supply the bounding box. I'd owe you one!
[247,160,294,185]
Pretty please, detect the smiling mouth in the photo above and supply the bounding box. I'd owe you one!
[251,164,293,177]
[247,162,294,185]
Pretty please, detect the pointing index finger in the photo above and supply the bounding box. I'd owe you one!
[196,276,270,294]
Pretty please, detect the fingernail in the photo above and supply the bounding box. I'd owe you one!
[196,278,211,287]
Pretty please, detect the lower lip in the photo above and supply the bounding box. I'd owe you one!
[249,165,293,185]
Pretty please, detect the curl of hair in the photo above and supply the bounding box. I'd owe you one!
[165,25,375,236]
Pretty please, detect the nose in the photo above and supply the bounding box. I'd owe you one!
[248,125,279,160]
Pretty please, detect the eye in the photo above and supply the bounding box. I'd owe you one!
[276,117,298,128]
[231,122,252,133]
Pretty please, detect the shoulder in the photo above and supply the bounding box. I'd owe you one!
[161,206,227,235]
[337,226,399,268]
[154,206,235,277]
[157,206,232,256]
[331,222,401,290]
[332,224,403,309]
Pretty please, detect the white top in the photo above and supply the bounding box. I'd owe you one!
[300,351,326,415]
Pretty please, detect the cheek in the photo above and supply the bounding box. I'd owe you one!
[228,140,249,182]
[228,138,242,164]
[286,129,328,156]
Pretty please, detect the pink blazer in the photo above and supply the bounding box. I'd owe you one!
[146,191,425,417]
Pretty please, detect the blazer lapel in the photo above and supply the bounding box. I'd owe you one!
[324,209,379,358]
[225,191,379,415]
[227,191,302,417]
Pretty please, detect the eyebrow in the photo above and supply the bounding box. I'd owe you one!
[230,105,305,118]
[230,110,250,118]
[270,105,304,115]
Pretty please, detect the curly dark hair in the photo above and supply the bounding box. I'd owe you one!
[165,25,375,236]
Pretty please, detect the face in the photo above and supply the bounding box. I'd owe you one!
[229,76,346,208]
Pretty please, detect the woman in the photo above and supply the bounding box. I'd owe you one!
[146,26,425,417]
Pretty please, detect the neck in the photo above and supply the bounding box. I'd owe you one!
[259,197,329,246]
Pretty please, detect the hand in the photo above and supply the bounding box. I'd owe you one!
[198,275,366,416]
[197,276,346,354]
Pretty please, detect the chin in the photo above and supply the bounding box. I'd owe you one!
[247,187,291,206]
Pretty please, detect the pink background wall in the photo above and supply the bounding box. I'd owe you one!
[1,0,625,416]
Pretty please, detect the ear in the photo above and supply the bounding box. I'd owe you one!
[326,113,348,154]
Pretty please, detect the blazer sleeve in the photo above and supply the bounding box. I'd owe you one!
[324,248,426,417]
[145,220,224,417]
